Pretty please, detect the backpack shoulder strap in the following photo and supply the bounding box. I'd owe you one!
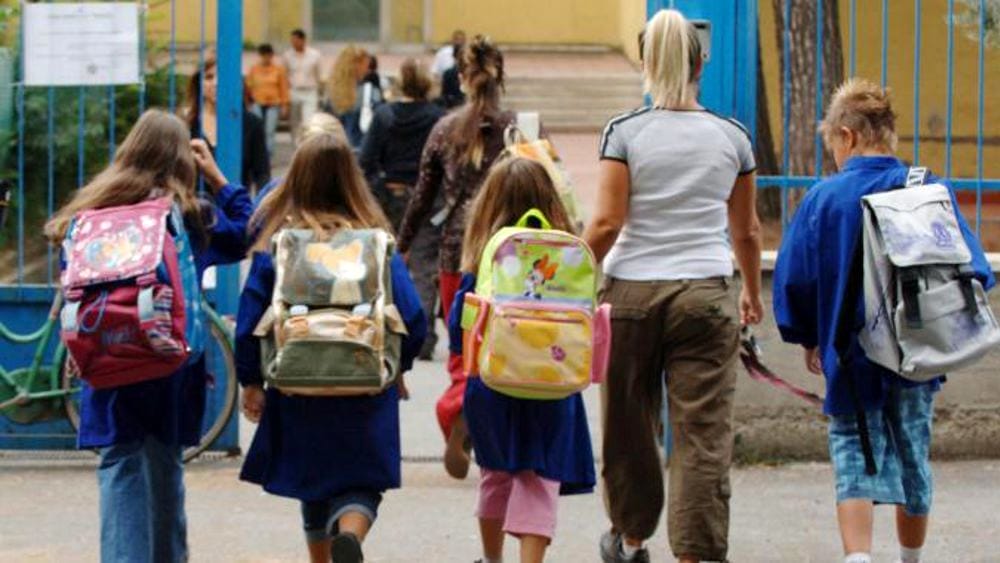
[834,225,879,476]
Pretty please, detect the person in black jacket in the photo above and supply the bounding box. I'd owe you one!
[184,58,271,193]
[360,58,445,360]
[360,58,444,229]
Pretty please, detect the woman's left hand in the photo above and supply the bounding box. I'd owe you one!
[190,139,228,192]
[739,287,764,326]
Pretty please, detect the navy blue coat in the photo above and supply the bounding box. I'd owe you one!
[76,184,253,448]
[236,252,426,501]
[773,156,994,415]
[449,273,596,495]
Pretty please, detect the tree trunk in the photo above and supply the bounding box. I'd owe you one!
[772,0,845,182]
[755,31,782,219]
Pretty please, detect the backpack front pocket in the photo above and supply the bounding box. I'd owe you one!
[479,303,593,399]
[271,308,386,394]
[895,278,1000,380]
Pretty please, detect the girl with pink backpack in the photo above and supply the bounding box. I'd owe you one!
[45,109,253,562]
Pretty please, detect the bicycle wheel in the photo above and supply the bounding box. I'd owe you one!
[60,347,83,431]
[64,320,238,463]
[184,319,238,463]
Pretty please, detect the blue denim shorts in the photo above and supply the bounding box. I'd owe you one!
[301,490,383,543]
[828,382,935,516]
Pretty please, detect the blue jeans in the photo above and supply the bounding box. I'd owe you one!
[251,104,280,156]
[98,436,187,562]
[300,490,383,543]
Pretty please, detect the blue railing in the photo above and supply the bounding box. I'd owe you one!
[658,1,998,236]
[768,0,997,234]
[1,0,243,450]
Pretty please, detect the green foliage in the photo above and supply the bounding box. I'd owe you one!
[0,65,188,250]
[954,0,1000,48]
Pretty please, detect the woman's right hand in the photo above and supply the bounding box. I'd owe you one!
[241,385,265,423]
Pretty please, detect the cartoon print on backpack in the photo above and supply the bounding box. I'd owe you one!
[524,255,558,299]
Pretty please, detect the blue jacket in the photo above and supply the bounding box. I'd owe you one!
[773,156,994,415]
[236,251,426,500]
[77,184,253,448]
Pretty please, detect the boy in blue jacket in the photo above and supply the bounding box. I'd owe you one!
[774,79,993,563]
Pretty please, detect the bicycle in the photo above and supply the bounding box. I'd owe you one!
[0,291,239,462]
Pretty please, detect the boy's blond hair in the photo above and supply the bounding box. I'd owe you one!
[820,78,898,152]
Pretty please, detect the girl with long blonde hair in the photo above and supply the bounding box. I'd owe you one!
[46,109,253,562]
[235,133,426,563]
[327,45,380,148]
[449,157,595,563]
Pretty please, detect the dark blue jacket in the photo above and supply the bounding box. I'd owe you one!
[449,273,595,494]
[773,156,994,415]
[236,251,426,500]
[77,184,253,448]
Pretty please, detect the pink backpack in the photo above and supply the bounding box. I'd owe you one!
[60,197,190,389]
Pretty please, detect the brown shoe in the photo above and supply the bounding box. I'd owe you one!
[444,415,472,479]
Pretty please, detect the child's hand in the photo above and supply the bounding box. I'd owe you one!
[396,373,410,401]
[242,385,266,422]
[804,347,823,376]
[190,139,228,192]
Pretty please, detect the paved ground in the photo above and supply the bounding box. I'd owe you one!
[2,453,999,562]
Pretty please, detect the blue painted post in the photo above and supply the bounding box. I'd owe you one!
[214,0,244,451]
[913,0,921,164]
[945,0,954,180]
[814,0,824,180]
[781,0,791,226]
[168,0,177,112]
[976,0,986,236]
[849,0,857,76]
[881,0,889,87]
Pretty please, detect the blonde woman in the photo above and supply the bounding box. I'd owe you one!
[327,45,381,148]
[585,9,762,563]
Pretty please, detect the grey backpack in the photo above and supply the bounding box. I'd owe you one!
[858,167,1000,381]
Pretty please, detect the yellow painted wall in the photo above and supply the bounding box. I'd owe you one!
[429,0,620,46]
[758,0,999,179]
[619,0,645,63]
[155,0,644,59]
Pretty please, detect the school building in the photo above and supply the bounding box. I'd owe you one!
[155,0,997,179]
[156,0,646,62]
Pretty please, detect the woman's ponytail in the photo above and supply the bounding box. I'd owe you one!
[448,36,504,169]
[643,9,702,109]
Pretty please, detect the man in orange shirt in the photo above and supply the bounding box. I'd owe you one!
[247,43,290,156]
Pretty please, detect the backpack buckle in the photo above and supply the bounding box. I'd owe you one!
[900,268,923,329]
[957,266,979,315]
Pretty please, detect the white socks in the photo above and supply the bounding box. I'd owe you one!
[845,553,872,563]
[900,546,923,563]
[621,541,641,560]
[482,558,502,563]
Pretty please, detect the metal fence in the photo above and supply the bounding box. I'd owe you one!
[758,0,998,233]
[0,0,243,450]
[656,0,998,236]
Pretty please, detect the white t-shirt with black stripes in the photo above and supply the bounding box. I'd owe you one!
[599,107,756,281]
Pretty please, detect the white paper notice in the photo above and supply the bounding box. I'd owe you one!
[23,3,140,87]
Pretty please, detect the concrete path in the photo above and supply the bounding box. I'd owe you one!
[1,453,998,562]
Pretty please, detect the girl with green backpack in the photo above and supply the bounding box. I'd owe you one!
[451,157,597,563]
